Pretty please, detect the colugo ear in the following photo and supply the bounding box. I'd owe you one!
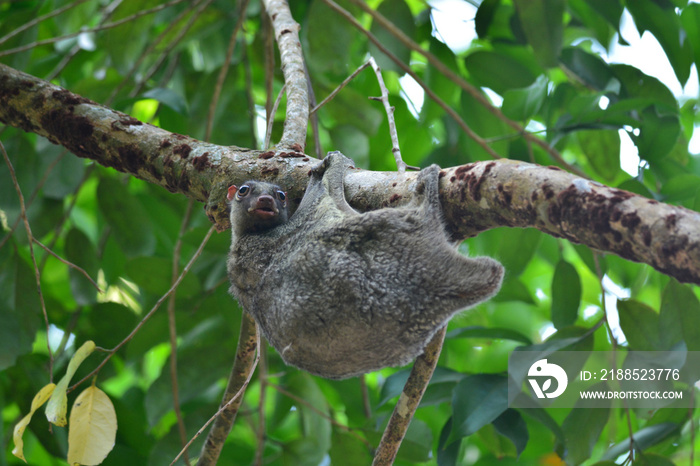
[227,185,238,202]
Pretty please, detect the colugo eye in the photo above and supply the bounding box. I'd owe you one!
[276,191,286,202]
[237,185,250,198]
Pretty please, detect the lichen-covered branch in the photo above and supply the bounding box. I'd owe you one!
[2,63,699,284]
[372,328,446,465]
[262,0,308,151]
[196,313,258,466]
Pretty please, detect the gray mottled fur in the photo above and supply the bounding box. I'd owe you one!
[228,152,504,379]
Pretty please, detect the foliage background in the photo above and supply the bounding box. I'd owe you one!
[1,0,700,464]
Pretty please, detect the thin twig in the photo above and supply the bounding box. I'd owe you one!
[46,0,123,80]
[133,0,216,97]
[0,150,66,250]
[0,0,189,58]
[205,0,251,142]
[192,313,260,466]
[368,56,416,172]
[0,141,54,380]
[265,83,286,149]
[107,0,203,105]
[323,0,502,160]
[310,61,371,115]
[359,375,372,419]
[34,239,103,293]
[0,0,91,46]
[372,327,446,465]
[68,226,215,393]
[39,165,95,272]
[168,199,195,466]
[254,345,268,465]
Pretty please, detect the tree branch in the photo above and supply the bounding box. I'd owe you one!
[2,63,699,284]
[196,312,258,466]
[372,327,446,465]
[262,0,308,151]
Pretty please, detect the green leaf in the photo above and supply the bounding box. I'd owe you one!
[627,0,692,86]
[460,90,510,159]
[659,174,700,202]
[437,418,461,466]
[43,153,86,200]
[329,431,372,465]
[611,64,677,110]
[516,399,566,445]
[0,258,40,370]
[475,0,524,43]
[377,370,411,407]
[464,49,538,95]
[513,0,564,67]
[577,129,621,181]
[84,303,138,349]
[498,228,541,277]
[634,106,681,163]
[141,88,188,115]
[559,381,611,464]
[617,299,661,350]
[96,177,155,257]
[492,277,536,304]
[330,125,370,166]
[286,373,332,460]
[492,409,528,457]
[510,330,593,388]
[304,0,359,76]
[681,4,700,69]
[660,279,700,351]
[368,0,415,73]
[446,326,532,345]
[502,75,548,121]
[451,374,508,439]
[64,228,99,306]
[572,244,607,276]
[560,48,618,91]
[551,260,581,329]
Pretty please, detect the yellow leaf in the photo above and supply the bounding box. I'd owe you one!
[12,383,56,462]
[46,340,96,426]
[67,385,117,466]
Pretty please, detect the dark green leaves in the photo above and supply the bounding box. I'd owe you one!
[96,177,155,257]
[369,0,415,73]
[627,0,693,86]
[513,0,564,67]
[617,299,662,351]
[464,48,540,95]
[558,382,611,464]
[64,228,99,306]
[451,375,508,439]
[660,279,700,351]
[551,260,581,329]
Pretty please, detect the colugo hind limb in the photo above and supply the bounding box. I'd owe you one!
[227,152,503,379]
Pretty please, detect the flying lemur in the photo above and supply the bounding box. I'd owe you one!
[227,151,503,379]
